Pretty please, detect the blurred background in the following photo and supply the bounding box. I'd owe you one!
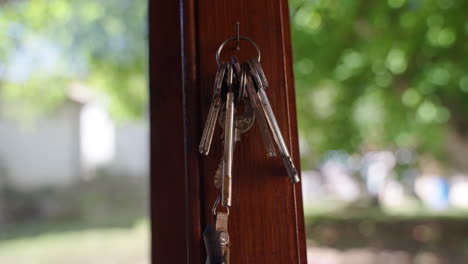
[291,0,468,263]
[0,0,467,263]
[0,0,150,263]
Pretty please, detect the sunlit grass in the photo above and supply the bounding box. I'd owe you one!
[0,220,150,264]
[304,199,468,221]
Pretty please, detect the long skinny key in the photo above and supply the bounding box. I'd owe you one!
[242,64,276,157]
[199,63,227,155]
[248,60,300,184]
[248,59,268,89]
[222,64,235,207]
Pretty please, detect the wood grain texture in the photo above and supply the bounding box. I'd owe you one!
[197,0,307,263]
[150,0,307,262]
[149,0,203,263]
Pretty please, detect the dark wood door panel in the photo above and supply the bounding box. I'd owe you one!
[150,0,307,262]
[197,0,307,263]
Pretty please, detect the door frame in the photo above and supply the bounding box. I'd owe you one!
[149,0,307,263]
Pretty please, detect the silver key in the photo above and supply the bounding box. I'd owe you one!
[199,63,227,155]
[247,61,300,184]
[242,64,276,157]
[220,65,257,207]
[231,56,242,78]
[247,58,268,89]
[222,64,235,207]
[215,101,255,191]
[231,56,247,102]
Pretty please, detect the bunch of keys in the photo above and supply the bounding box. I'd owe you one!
[200,36,300,263]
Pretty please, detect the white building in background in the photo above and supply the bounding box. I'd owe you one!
[111,122,149,178]
[0,101,82,189]
[80,103,116,178]
[0,97,148,190]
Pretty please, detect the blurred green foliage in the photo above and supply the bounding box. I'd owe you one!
[0,0,147,121]
[1,0,467,168]
[290,0,468,168]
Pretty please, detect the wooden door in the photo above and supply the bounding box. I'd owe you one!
[149,0,307,263]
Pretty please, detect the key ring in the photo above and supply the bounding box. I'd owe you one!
[212,196,230,216]
[216,36,261,66]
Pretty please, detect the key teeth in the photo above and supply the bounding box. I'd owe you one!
[214,161,223,190]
